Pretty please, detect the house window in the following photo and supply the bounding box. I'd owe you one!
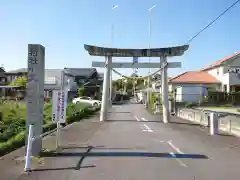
[49,90,53,97]
[217,68,219,75]
[223,85,227,92]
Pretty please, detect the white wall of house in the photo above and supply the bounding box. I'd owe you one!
[175,85,205,102]
[206,55,240,92]
[207,66,229,91]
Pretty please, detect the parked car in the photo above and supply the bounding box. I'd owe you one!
[72,96,101,107]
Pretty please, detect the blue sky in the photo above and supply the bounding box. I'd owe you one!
[1,0,240,79]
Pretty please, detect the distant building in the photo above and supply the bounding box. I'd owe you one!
[169,52,240,102]
[3,67,103,99]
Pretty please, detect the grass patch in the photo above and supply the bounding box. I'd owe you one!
[0,101,100,156]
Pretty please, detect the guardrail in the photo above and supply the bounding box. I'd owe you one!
[24,123,61,171]
[177,108,240,137]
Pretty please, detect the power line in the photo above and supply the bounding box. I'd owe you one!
[186,0,240,44]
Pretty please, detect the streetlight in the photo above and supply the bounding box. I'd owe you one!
[112,4,119,46]
[147,5,156,106]
[110,4,120,106]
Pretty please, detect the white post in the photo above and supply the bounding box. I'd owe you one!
[109,70,112,107]
[210,112,219,135]
[56,122,60,149]
[100,56,112,121]
[161,56,169,123]
[24,124,34,172]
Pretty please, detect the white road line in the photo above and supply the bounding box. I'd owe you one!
[142,129,153,132]
[143,124,153,132]
[143,124,151,130]
[134,116,140,121]
[169,152,187,167]
[141,117,148,121]
[167,140,184,154]
[196,127,205,132]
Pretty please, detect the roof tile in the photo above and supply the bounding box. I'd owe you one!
[170,71,220,84]
[201,52,240,71]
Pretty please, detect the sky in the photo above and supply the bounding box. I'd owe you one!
[1,0,240,79]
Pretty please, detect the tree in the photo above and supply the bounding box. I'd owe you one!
[77,87,85,97]
[9,76,27,88]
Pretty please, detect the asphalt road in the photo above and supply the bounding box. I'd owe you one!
[17,102,240,180]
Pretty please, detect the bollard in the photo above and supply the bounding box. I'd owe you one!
[210,112,219,135]
[227,120,232,132]
[24,125,34,171]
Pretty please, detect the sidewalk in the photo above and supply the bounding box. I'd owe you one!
[0,115,102,180]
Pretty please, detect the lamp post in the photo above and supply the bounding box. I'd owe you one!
[110,4,119,106]
[147,5,156,106]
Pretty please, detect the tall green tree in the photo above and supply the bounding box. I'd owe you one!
[77,87,85,97]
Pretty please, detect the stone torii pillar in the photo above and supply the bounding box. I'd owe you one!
[100,56,112,121]
[84,44,189,122]
[161,55,169,123]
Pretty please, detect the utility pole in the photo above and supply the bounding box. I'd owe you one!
[110,4,119,106]
[147,5,156,107]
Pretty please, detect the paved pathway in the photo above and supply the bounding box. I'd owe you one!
[2,102,240,179]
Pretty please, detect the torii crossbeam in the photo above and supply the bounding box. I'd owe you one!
[84,44,189,123]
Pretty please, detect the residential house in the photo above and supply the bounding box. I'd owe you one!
[0,67,7,85]
[3,67,103,99]
[64,68,103,97]
[0,67,7,96]
[5,68,27,83]
[0,68,25,98]
[44,69,78,98]
[169,52,240,102]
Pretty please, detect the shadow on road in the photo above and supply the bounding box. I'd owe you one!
[35,145,208,172]
[108,112,132,114]
[105,120,161,123]
[30,165,95,172]
[62,146,136,150]
[169,121,203,127]
[41,151,208,159]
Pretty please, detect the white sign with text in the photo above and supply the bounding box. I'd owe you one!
[52,90,68,123]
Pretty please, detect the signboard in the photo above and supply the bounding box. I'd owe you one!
[133,57,138,72]
[228,67,240,73]
[133,57,138,64]
[52,90,67,123]
[26,44,45,155]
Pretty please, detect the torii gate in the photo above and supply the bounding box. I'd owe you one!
[84,44,189,123]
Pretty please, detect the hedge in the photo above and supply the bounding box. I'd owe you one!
[0,104,100,156]
[149,92,162,113]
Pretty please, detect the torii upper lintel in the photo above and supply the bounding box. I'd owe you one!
[84,44,189,57]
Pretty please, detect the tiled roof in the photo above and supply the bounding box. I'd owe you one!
[201,52,240,71]
[64,68,96,77]
[7,68,27,73]
[169,71,220,84]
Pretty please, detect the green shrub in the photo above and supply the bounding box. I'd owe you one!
[77,87,85,97]
[149,92,162,112]
[184,102,197,108]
